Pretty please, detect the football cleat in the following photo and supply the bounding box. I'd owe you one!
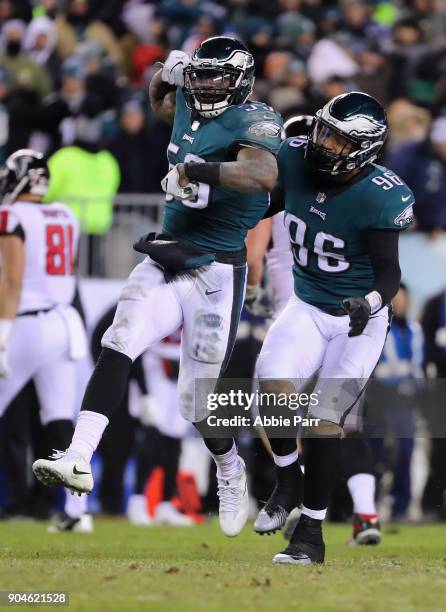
[155,502,194,526]
[282,506,303,541]
[48,512,93,534]
[217,457,249,537]
[349,513,381,546]
[254,466,304,535]
[273,514,325,565]
[33,450,93,494]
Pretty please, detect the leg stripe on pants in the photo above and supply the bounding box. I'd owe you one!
[220,264,246,374]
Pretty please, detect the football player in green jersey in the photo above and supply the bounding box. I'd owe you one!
[33,37,282,539]
[255,92,414,564]
[247,115,381,547]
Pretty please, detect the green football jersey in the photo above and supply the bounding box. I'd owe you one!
[278,137,415,310]
[162,89,282,252]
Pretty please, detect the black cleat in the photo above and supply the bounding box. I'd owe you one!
[348,513,381,546]
[273,514,325,565]
[254,463,303,535]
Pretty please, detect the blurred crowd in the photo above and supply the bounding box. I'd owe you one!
[0,0,445,231]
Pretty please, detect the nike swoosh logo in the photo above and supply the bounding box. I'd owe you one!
[402,195,411,202]
[73,466,91,476]
[205,289,222,296]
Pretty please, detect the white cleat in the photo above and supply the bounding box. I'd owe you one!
[155,502,194,526]
[33,450,93,494]
[217,457,249,537]
[48,513,94,533]
[127,494,153,527]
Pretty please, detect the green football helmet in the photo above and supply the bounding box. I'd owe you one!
[183,36,255,118]
[305,92,388,175]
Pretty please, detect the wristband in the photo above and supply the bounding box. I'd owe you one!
[364,291,382,314]
[0,319,13,349]
[185,162,221,186]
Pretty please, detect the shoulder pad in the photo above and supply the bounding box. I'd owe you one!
[366,165,415,230]
[221,101,282,132]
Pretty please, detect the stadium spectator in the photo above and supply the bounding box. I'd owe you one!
[106,97,170,194]
[386,116,446,233]
[54,0,123,67]
[420,289,446,521]
[372,284,424,521]
[387,18,427,101]
[128,15,168,85]
[23,15,61,87]
[45,111,120,244]
[77,40,123,112]
[386,99,431,152]
[0,19,52,97]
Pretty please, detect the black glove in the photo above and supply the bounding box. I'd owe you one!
[342,297,371,337]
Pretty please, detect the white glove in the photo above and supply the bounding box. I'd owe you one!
[161,50,190,87]
[244,284,274,318]
[161,165,199,202]
[0,319,12,378]
[139,395,158,427]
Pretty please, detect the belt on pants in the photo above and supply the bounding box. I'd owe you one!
[318,306,347,317]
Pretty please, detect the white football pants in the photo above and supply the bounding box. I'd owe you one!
[257,295,390,426]
[102,257,247,423]
[0,307,86,424]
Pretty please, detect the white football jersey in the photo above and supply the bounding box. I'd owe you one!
[0,200,79,313]
[266,211,294,312]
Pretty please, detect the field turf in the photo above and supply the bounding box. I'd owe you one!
[0,518,445,611]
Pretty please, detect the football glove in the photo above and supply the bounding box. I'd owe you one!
[0,319,12,378]
[342,297,371,337]
[245,284,274,318]
[161,166,199,203]
[161,50,190,87]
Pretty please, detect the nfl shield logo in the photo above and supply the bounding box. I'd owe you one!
[316,192,326,204]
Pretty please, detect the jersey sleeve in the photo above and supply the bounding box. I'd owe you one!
[0,209,25,240]
[277,137,306,191]
[366,168,415,231]
[226,104,283,155]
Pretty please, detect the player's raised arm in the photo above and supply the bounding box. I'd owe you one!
[148,68,177,125]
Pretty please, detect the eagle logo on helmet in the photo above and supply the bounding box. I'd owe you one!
[305,92,388,176]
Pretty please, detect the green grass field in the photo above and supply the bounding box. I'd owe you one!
[0,518,445,611]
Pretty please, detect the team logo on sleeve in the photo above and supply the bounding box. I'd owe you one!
[394,204,414,227]
[248,122,281,138]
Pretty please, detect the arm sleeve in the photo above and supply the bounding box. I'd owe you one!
[366,229,401,305]
[262,185,285,219]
